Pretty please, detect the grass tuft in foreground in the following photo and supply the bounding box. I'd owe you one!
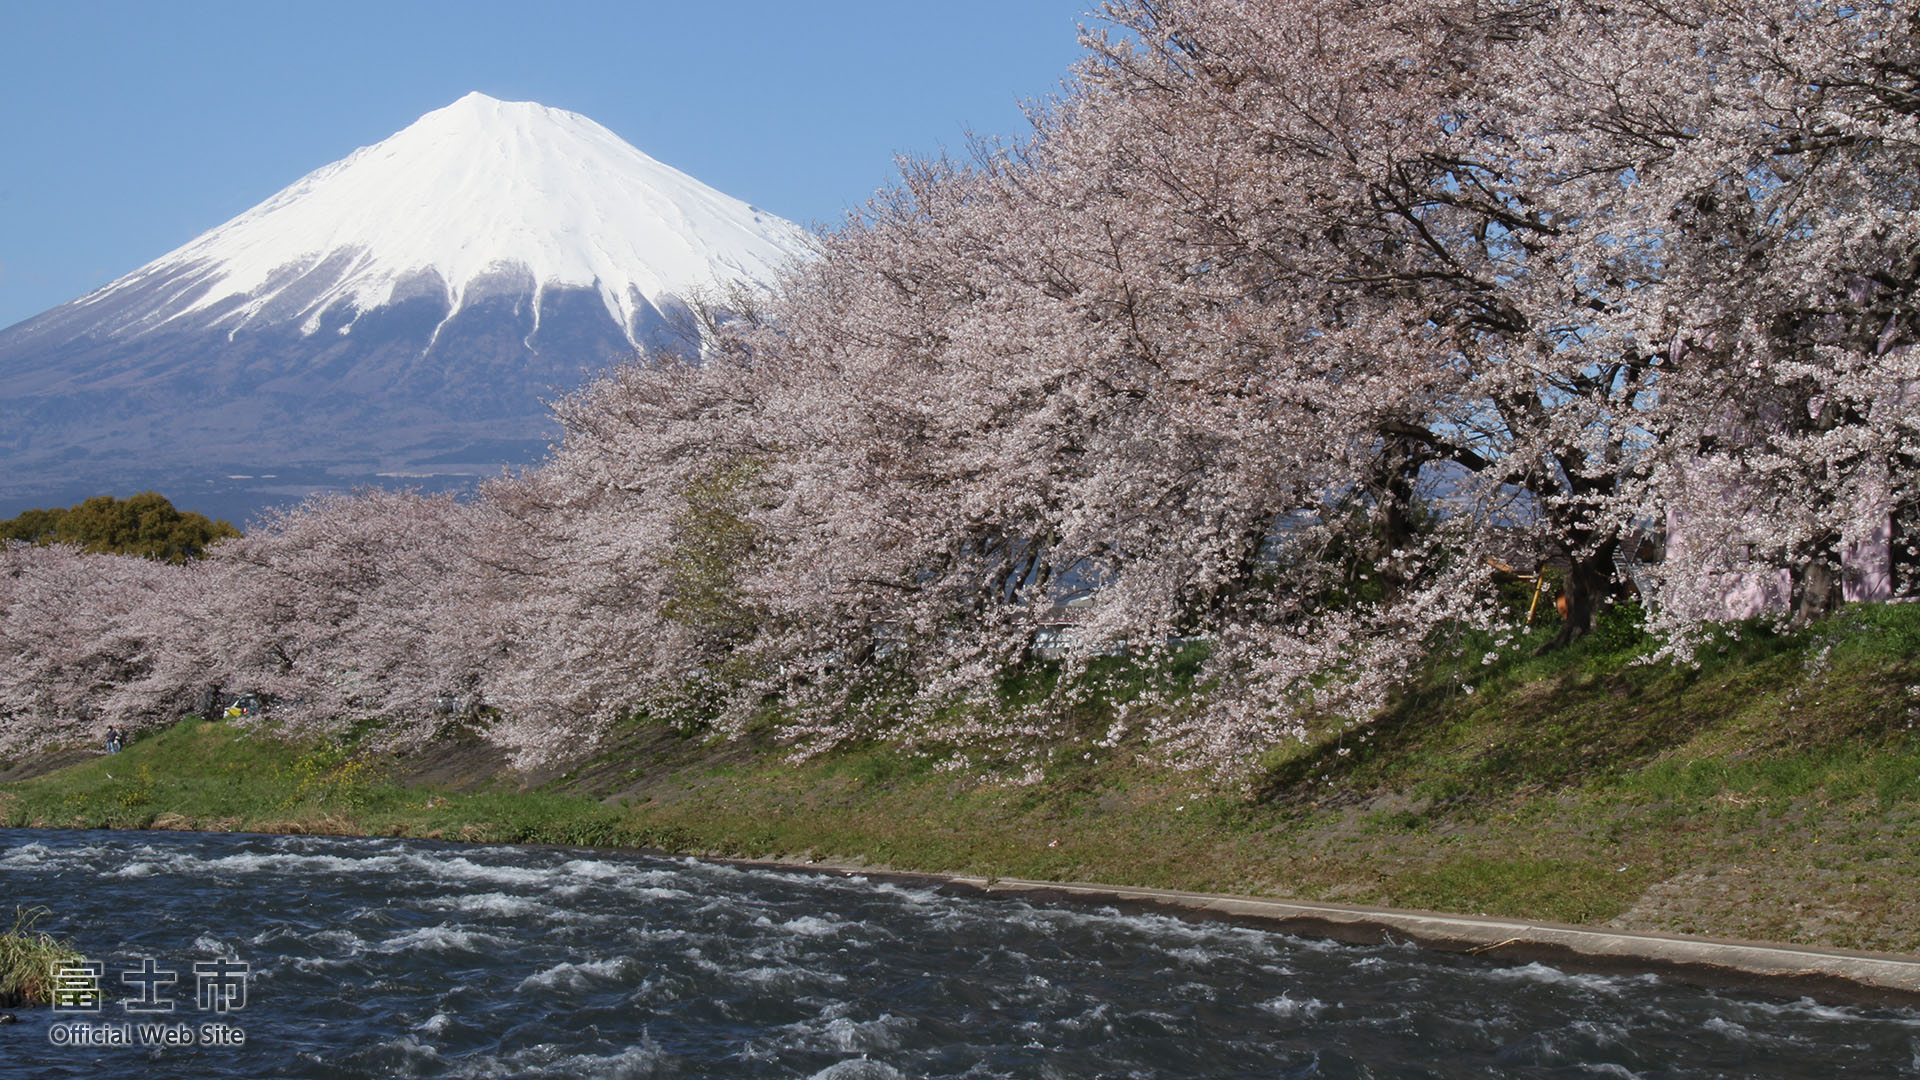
[0,906,86,1008]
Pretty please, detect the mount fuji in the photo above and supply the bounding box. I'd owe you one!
[0,92,811,522]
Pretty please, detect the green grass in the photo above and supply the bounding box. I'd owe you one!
[1393,857,1656,925]
[5,603,1920,953]
[2,717,351,829]
[0,907,87,1008]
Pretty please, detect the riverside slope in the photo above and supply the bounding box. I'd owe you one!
[2,719,1918,1007]
[4,605,1919,1002]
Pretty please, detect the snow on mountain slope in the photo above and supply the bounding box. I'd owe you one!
[72,91,810,347]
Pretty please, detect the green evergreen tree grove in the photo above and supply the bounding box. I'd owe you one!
[0,492,241,562]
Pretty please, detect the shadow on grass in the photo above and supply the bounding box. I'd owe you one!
[1252,603,1920,812]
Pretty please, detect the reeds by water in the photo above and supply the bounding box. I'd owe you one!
[0,906,85,1007]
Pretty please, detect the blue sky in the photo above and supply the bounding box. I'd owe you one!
[0,1,1095,329]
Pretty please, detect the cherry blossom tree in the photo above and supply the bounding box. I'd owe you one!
[7,0,1918,776]
[192,489,503,740]
[595,0,1533,769]
[0,542,215,755]
[1521,0,1920,632]
[469,357,783,761]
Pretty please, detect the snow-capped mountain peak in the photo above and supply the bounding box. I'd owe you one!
[76,91,810,347]
[0,93,812,522]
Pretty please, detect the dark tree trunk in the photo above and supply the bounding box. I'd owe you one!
[1370,428,1431,596]
[1896,493,1920,600]
[1537,539,1617,653]
[1792,538,1844,623]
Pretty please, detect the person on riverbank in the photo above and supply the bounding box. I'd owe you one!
[104,725,123,754]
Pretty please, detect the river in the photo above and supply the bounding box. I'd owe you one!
[1,829,1915,1077]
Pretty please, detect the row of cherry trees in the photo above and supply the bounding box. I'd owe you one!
[5,0,1917,771]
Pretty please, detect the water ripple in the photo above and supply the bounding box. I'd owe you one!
[2,828,1916,1079]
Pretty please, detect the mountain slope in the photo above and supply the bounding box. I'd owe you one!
[0,92,811,521]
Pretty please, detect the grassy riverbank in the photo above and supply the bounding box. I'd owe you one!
[5,604,1920,955]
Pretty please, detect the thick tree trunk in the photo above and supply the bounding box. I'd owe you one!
[1370,429,1430,597]
[1537,540,1617,653]
[1792,543,1844,623]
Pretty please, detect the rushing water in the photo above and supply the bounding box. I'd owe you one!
[1,829,1916,1078]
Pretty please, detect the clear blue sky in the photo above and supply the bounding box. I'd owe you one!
[0,0,1096,330]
